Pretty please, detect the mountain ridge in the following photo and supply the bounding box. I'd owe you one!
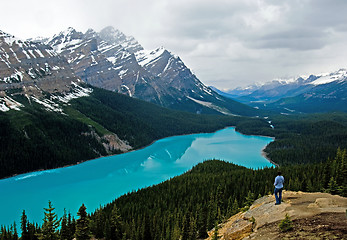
[213,68,347,114]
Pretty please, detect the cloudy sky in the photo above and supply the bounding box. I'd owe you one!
[2,0,347,89]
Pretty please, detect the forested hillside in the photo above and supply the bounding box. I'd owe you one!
[0,86,252,179]
[236,113,347,165]
[2,149,345,240]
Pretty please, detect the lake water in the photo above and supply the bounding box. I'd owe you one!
[0,127,273,226]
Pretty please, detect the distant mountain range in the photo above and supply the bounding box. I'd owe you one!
[212,68,347,113]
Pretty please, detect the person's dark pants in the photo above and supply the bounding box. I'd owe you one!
[274,187,283,204]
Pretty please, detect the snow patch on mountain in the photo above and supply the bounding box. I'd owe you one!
[0,70,23,83]
[0,30,22,46]
[135,47,168,67]
[31,96,63,113]
[0,95,23,112]
[30,83,92,112]
[52,82,93,103]
[310,69,347,85]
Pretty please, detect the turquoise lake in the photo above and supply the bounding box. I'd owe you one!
[0,127,273,226]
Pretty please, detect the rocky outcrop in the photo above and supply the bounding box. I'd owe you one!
[208,191,347,240]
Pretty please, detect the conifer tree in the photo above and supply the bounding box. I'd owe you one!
[37,201,60,240]
[21,210,29,240]
[110,205,123,240]
[75,204,90,240]
[90,210,104,239]
[27,222,40,240]
[181,214,190,240]
[211,222,219,240]
[244,191,255,207]
[60,209,73,240]
[67,213,76,238]
[188,214,197,240]
[196,204,208,239]
[142,216,152,240]
[11,222,18,240]
[327,177,339,195]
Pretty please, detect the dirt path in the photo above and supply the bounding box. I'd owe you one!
[207,191,347,240]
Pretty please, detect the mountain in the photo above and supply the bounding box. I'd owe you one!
[269,79,347,113]
[0,30,80,91]
[217,69,347,113]
[42,26,258,116]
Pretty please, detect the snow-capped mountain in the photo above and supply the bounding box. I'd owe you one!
[0,30,91,112]
[40,26,257,116]
[217,68,347,113]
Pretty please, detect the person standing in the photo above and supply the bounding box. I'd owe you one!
[274,171,284,205]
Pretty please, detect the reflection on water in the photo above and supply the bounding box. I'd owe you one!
[0,127,273,226]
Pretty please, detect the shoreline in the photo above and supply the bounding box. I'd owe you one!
[261,146,279,167]
[1,126,276,180]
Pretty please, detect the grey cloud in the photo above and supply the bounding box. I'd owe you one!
[247,27,330,50]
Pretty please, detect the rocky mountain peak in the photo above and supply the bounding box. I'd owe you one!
[47,27,84,53]
[98,26,143,53]
[84,28,97,38]
[0,30,12,38]
[99,26,125,42]
[0,30,22,46]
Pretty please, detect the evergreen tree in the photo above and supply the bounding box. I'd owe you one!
[181,214,190,240]
[142,217,152,240]
[327,177,339,195]
[232,198,239,215]
[196,204,208,239]
[188,214,197,240]
[67,213,76,238]
[11,222,18,240]
[244,191,255,207]
[211,222,219,240]
[60,209,73,240]
[27,222,40,240]
[90,210,104,239]
[21,210,29,240]
[37,201,60,240]
[110,205,123,240]
[75,204,90,240]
